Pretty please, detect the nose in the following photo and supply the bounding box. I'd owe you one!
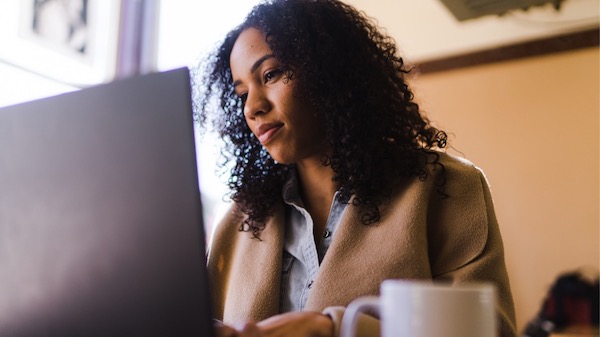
[243,89,270,120]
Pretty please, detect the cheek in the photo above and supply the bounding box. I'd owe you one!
[294,108,326,145]
[296,100,322,129]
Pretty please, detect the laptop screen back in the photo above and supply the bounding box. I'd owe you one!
[0,68,213,336]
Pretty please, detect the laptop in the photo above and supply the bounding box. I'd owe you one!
[0,68,214,336]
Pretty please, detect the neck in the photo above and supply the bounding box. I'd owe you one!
[295,156,336,238]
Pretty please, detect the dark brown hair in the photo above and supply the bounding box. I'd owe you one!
[194,0,447,235]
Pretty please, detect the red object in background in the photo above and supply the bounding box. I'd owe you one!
[522,270,599,337]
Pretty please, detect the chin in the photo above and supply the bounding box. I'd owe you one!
[268,153,294,165]
[266,148,293,165]
[271,158,293,165]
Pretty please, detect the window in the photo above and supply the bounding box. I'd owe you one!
[0,0,260,232]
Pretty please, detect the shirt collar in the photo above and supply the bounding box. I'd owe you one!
[282,165,304,207]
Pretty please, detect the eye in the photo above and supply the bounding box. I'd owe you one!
[264,68,283,83]
[239,93,248,105]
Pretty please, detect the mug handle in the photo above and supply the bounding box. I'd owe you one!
[340,296,380,337]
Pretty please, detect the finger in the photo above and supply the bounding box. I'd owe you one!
[239,322,263,337]
[214,325,239,337]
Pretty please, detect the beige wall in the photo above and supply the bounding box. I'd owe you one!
[410,47,599,331]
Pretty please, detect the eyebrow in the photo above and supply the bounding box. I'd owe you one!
[233,54,275,88]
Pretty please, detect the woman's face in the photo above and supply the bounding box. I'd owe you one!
[230,28,327,165]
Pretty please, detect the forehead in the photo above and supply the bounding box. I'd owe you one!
[230,28,271,76]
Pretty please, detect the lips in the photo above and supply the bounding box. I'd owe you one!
[256,122,284,144]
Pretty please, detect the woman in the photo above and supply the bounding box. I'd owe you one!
[195,0,517,336]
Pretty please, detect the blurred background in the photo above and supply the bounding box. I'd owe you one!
[0,0,598,334]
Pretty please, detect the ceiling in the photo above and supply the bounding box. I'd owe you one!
[1,0,597,109]
[345,0,599,63]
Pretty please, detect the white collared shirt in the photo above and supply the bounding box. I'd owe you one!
[279,169,347,312]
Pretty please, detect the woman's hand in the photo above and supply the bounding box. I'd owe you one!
[214,311,334,337]
[256,311,333,337]
[214,321,262,337]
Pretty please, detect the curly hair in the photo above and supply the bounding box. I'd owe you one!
[194,0,447,235]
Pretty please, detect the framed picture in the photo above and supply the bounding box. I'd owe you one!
[0,0,121,87]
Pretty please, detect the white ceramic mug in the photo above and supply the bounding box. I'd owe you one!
[340,280,497,337]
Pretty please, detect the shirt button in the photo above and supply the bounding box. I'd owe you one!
[323,229,331,238]
[307,280,314,289]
